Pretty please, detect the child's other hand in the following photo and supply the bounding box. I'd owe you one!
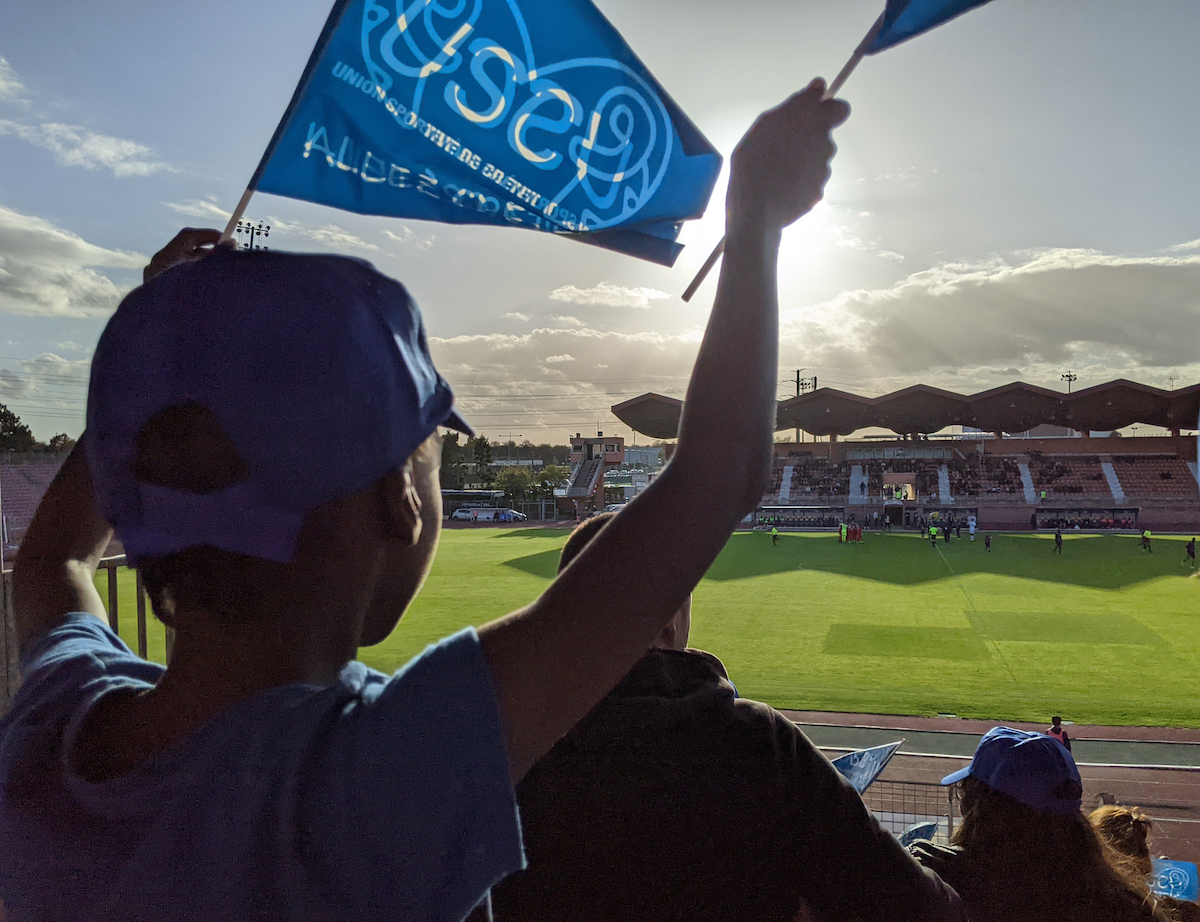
[144,228,232,283]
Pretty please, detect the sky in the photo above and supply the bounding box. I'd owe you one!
[1,0,1199,443]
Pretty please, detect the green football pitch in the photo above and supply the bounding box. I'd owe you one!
[96,529,1200,727]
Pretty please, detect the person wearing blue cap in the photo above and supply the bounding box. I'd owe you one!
[1,81,850,921]
[910,727,1167,922]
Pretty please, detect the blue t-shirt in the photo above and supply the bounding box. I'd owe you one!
[0,615,524,922]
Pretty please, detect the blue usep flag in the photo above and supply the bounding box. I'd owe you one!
[867,0,997,54]
[250,0,722,266]
[831,741,903,794]
[1151,859,1200,903]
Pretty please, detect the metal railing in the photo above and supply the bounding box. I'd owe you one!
[862,780,958,843]
[96,555,172,663]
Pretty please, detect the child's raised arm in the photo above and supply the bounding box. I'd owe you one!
[479,80,850,779]
[13,229,227,650]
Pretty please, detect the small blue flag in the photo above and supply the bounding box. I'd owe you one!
[831,740,904,793]
[249,0,722,266]
[867,0,997,54]
[898,820,941,847]
[1151,859,1200,903]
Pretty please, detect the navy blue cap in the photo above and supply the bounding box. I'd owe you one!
[941,726,1083,816]
[86,249,469,565]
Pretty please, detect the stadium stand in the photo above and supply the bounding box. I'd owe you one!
[615,380,1199,532]
[1112,456,1199,500]
[1,454,66,561]
[565,458,604,500]
[1027,453,1112,497]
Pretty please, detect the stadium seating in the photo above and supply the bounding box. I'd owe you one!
[789,457,850,497]
[1027,454,1111,497]
[1,455,66,560]
[1111,455,1199,499]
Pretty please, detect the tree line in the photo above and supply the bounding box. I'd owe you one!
[0,403,76,454]
[441,433,572,506]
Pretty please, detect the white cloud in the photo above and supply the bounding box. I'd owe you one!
[779,247,1200,379]
[430,327,699,433]
[502,312,529,322]
[48,340,90,354]
[0,120,173,177]
[269,218,378,251]
[0,57,25,101]
[165,195,231,221]
[1166,239,1200,254]
[550,282,672,309]
[550,315,584,328]
[382,226,433,249]
[0,353,90,411]
[0,205,144,317]
[829,225,866,250]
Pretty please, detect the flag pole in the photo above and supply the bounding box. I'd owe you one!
[220,188,256,244]
[680,12,886,303]
[216,0,353,246]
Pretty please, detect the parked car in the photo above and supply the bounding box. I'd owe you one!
[450,508,478,521]
[603,503,627,513]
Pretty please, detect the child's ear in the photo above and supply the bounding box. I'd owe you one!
[379,466,422,546]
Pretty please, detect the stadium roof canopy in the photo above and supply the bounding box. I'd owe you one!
[611,380,1200,440]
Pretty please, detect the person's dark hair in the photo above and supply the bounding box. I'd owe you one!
[952,776,1167,921]
[558,512,617,573]
[1051,715,1062,725]
[133,402,281,625]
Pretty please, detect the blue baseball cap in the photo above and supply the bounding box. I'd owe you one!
[86,249,470,565]
[940,726,1083,816]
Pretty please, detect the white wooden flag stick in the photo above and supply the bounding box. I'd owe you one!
[681,13,885,303]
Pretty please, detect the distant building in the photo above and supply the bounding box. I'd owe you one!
[623,445,663,468]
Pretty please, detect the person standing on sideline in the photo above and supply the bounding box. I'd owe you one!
[771,526,779,547]
[1054,528,1063,555]
[1047,716,1072,752]
[944,523,951,544]
[1142,528,1153,553]
[840,520,848,544]
[1186,537,1196,569]
[984,534,992,553]
[968,517,977,542]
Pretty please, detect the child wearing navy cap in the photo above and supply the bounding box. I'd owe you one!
[0,82,849,921]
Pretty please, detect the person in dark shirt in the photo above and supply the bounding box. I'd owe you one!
[1054,528,1063,555]
[1185,537,1196,569]
[910,727,1166,922]
[482,512,966,922]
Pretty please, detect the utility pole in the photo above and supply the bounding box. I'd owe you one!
[787,370,818,443]
[498,432,522,464]
[1061,371,1077,394]
[1168,375,1178,390]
